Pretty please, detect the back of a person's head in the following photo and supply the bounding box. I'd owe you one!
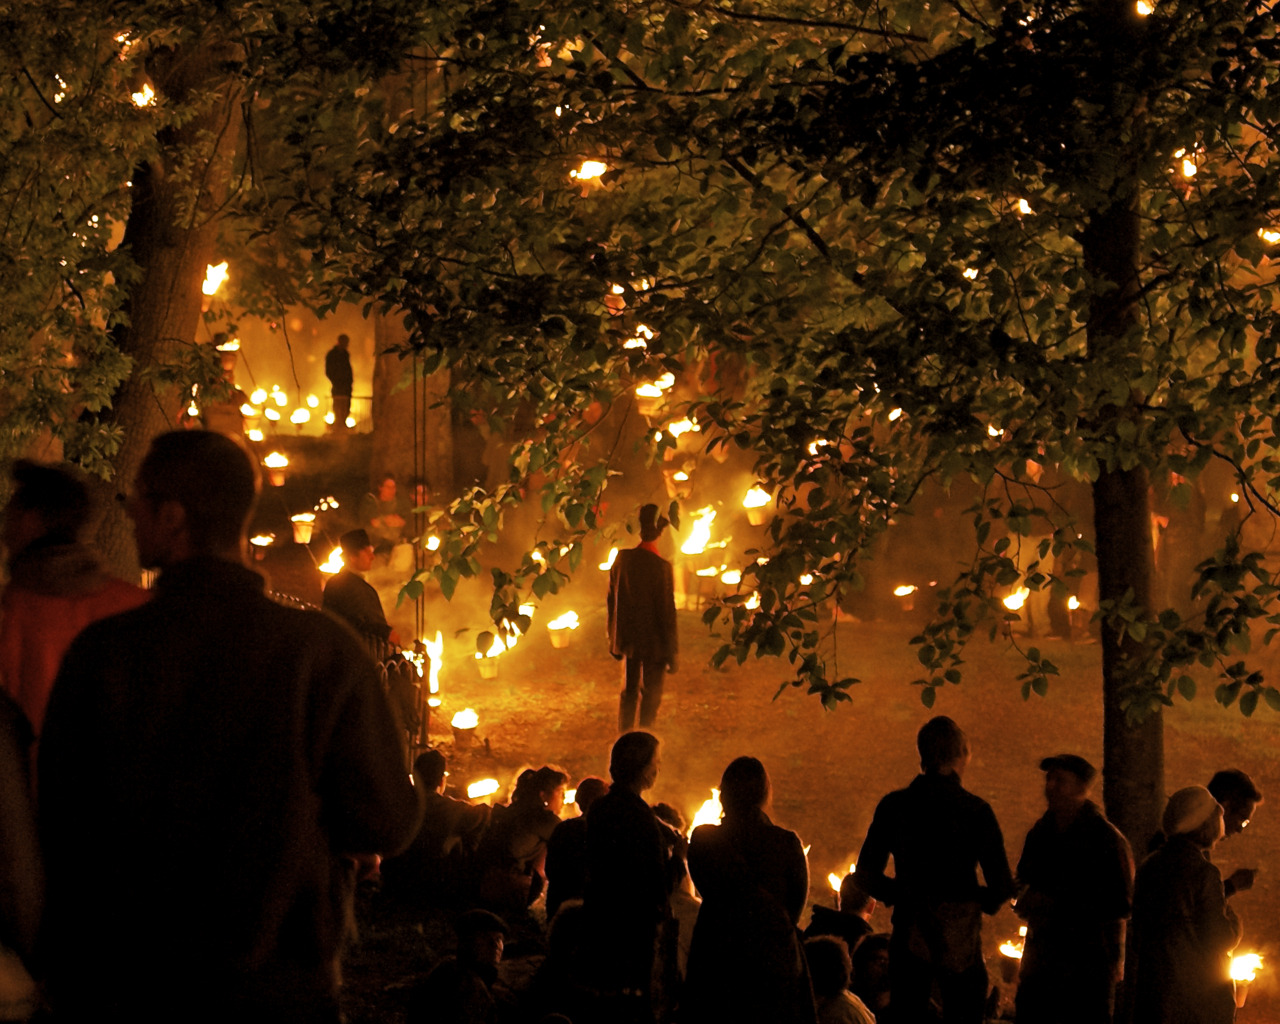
[138,431,258,552]
[917,715,968,773]
[1208,768,1262,806]
[805,936,852,999]
[839,874,872,915]
[610,731,659,787]
[414,749,447,790]
[340,528,371,557]
[851,932,891,985]
[653,802,686,833]
[9,460,91,545]
[720,756,770,818]
[574,776,608,812]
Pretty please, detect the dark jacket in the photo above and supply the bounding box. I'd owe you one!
[38,557,420,1022]
[607,544,677,662]
[324,345,353,397]
[322,569,391,641]
[1130,835,1240,1024]
[684,809,816,1024]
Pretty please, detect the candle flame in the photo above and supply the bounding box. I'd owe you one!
[894,584,917,597]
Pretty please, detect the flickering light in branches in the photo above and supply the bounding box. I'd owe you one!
[1135,0,1153,14]
[202,261,229,295]
[570,159,608,180]
[131,82,156,107]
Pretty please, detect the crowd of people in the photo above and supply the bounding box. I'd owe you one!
[0,434,1266,1024]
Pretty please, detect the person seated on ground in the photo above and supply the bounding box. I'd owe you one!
[407,909,508,1024]
[806,872,876,954]
[544,776,608,922]
[322,529,400,646]
[806,936,877,1024]
[382,749,491,913]
[851,933,891,1015]
[358,473,406,555]
[476,766,568,916]
[1207,768,1263,899]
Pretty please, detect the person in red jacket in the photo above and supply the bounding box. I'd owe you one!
[0,459,147,740]
[607,503,678,732]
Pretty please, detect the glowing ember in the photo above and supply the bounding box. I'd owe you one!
[1231,492,1240,503]
[570,159,608,180]
[688,788,723,837]
[202,261,228,295]
[548,611,580,631]
[319,547,344,574]
[1230,952,1263,982]
[451,708,479,730]
[263,451,289,469]
[720,569,742,585]
[681,506,717,555]
[1004,587,1030,612]
[743,486,771,510]
[468,778,500,799]
[894,585,918,597]
[599,547,618,570]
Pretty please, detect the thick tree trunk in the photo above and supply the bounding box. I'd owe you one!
[92,45,244,579]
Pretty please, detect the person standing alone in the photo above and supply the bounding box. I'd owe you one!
[607,503,677,732]
[325,332,354,431]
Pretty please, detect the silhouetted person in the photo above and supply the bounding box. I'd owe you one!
[407,909,508,1024]
[1129,786,1240,1024]
[806,872,875,958]
[476,766,567,916]
[544,775,608,921]
[1206,768,1262,899]
[851,933,891,1017]
[1014,754,1132,1024]
[857,716,1014,1024]
[806,936,876,1024]
[325,333,353,430]
[0,459,147,741]
[38,430,420,1023]
[381,749,490,912]
[684,756,816,1024]
[583,731,670,1022]
[322,528,399,645]
[607,503,677,731]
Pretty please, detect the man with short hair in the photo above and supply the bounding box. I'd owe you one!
[805,872,876,957]
[39,430,420,1023]
[857,716,1014,1024]
[1206,768,1262,899]
[325,333,354,430]
[607,503,678,731]
[322,528,399,645]
[1014,754,1133,1024]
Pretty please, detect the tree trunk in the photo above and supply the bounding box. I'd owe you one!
[371,314,454,495]
[92,44,244,579]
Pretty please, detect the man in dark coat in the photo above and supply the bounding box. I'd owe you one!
[857,716,1015,1024]
[607,503,677,731]
[322,528,398,645]
[324,333,354,430]
[1129,786,1240,1024]
[39,430,420,1023]
[1014,754,1133,1024]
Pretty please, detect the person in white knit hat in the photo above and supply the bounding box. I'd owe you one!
[1126,786,1241,1024]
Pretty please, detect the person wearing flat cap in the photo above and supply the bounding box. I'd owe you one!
[606,503,678,731]
[1128,786,1241,1024]
[1013,754,1133,1024]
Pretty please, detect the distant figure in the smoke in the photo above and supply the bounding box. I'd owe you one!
[607,503,678,732]
[0,460,147,743]
[857,715,1015,1024]
[1013,754,1133,1024]
[38,430,419,1023]
[325,331,354,430]
[323,528,399,646]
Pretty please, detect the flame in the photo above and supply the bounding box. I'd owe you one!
[1230,952,1263,982]
[666,417,700,438]
[1000,925,1028,959]
[807,439,831,456]
[721,569,742,585]
[636,372,676,399]
[475,604,536,659]
[564,788,577,806]
[681,506,717,554]
[240,403,259,417]
[799,573,814,586]
[249,534,273,547]
[247,429,264,442]
[743,486,771,510]
[289,408,310,425]
[201,261,228,295]
[1259,228,1280,245]
[263,408,281,422]
[888,407,903,421]
[988,424,1002,437]
[1004,587,1030,611]
[271,388,287,407]
[468,778,500,799]
[263,451,289,469]
[131,82,156,107]
[963,267,979,280]
[451,708,479,730]
[1231,492,1240,503]
[625,324,654,350]
[548,611,580,631]
[894,584,918,597]
[306,394,319,408]
[426,535,441,551]
[827,862,856,892]
[1018,198,1034,215]
[215,337,240,352]
[696,564,725,578]
[187,402,199,418]
[290,513,315,524]
[424,631,443,694]
[673,471,689,481]
[688,788,723,837]
[599,547,618,570]
[1136,0,1153,13]
[1180,157,1198,178]
[319,547,344,574]
[1068,596,1081,611]
[570,159,608,180]
[250,388,268,405]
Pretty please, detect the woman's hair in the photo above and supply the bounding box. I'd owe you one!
[513,765,568,806]
[719,756,771,818]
